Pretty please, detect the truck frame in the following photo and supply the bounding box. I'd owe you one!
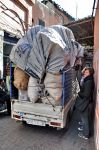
[11,68,78,129]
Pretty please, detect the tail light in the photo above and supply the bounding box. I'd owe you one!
[13,114,21,119]
[50,122,61,127]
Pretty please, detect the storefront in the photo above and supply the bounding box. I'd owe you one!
[0,29,19,92]
[3,31,19,78]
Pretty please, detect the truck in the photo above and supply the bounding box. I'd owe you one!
[11,67,78,129]
[9,25,82,129]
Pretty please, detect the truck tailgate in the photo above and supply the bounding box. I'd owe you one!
[12,100,62,119]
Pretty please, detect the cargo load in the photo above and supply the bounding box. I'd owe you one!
[10,25,84,79]
[10,25,83,129]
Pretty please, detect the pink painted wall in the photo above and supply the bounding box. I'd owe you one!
[94,1,99,150]
[94,1,99,50]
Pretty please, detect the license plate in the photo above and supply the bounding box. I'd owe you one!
[19,112,24,117]
[26,119,45,126]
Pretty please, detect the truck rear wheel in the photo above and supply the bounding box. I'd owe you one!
[22,121,27,126]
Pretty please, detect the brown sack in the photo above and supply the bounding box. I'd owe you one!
[44,73,62,103]
[13,67,29,90]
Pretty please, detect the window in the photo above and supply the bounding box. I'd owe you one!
[38,19,45,26]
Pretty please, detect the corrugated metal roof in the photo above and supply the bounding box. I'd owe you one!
[65,16,94,46]
[64,16,93,26]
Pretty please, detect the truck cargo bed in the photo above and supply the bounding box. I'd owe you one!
[12,100,63,119]
[11,94,75,128]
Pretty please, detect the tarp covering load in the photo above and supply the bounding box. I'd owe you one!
[10,25,84,80]
[10,25,84,105]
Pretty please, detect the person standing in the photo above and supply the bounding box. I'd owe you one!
[0,79,11,115]
[75,67,95,139]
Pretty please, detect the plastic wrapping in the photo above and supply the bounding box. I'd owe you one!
[10,25,84,79]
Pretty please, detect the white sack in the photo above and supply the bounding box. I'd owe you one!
[28,77,40,103]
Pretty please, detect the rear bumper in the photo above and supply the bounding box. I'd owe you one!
[12,111,64,128]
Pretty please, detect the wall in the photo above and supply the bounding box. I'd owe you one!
[94,1,99,150]
[0,0,73,36]
[0,0,34,36]
[32,1,72,26]
[54,6,72,25]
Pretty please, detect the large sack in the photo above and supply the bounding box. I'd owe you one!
[41,96,61,106]
[28,77,40,103]
[19,90,28,101]
[44,73,62,104]
[14,67,29,90]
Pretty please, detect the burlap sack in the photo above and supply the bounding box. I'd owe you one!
[44,73,62,103]
[14,67,29,90]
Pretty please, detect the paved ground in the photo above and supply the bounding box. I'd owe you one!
[0,110,95,150]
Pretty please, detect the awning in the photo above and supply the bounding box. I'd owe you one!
[64,16,94,47]
[4,31,19,45]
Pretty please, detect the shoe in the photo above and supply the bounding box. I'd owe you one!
[78,133,89,140]
[78,126,83,131]
[78,121,84,126]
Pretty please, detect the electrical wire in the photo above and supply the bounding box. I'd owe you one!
[0,1,32,34]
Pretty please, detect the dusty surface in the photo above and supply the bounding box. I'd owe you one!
[0,110,95,150]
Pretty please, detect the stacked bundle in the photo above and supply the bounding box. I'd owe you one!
[10,25,84,105]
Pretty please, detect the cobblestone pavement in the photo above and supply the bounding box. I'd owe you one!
[0,110,95,150]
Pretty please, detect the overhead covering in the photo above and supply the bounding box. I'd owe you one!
[65,16,94,46]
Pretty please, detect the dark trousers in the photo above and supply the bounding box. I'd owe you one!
[80,103,94,138]
[80,107,89,137]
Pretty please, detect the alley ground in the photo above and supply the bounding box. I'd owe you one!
[0,110,95,150]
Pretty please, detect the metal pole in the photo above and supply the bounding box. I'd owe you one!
[75,1,78,20]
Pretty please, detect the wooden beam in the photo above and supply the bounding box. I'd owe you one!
[77,35,94,41]
[10,0,29,31]
[66,18,94,28]
[25,0,35,5]
[10,0,27,11]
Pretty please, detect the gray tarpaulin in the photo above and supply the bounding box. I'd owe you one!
[10,25,84,79]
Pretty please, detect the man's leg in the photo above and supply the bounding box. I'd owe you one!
[88,103,94,137]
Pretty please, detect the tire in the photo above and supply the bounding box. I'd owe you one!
[22,121,27,126]
[65,111,71,130]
